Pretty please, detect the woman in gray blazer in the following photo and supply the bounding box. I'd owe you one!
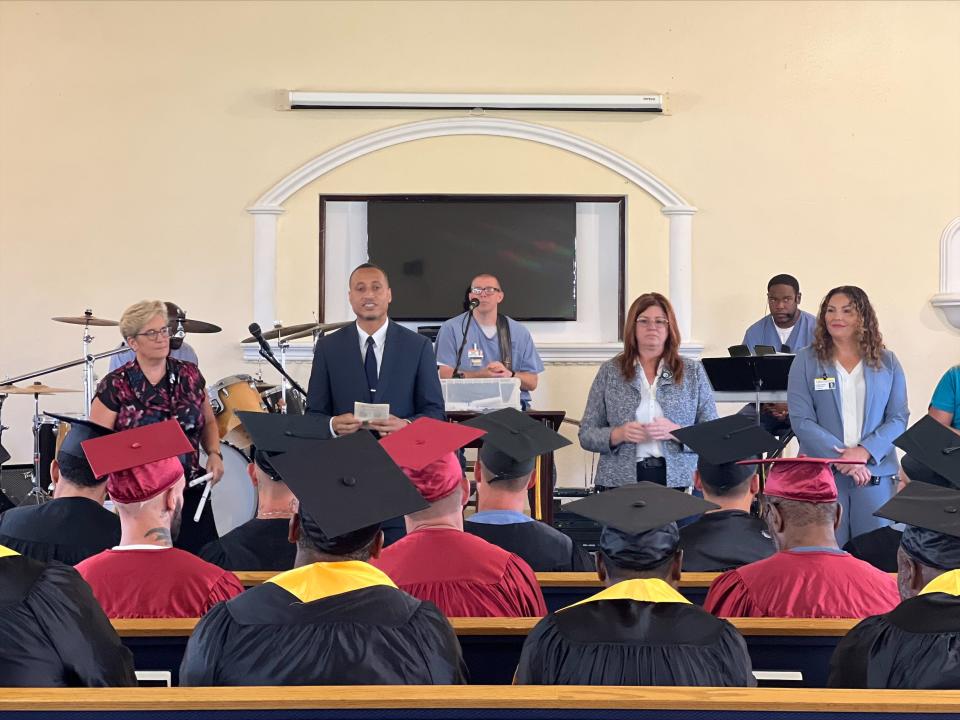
[787,286,909,546]
[579,293,718,490]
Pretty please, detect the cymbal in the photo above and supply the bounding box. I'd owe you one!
[0,383,81,395]
[284,320,353,342]
[179,318,221,334]
[52,315,118,327]
[241,322,322,344]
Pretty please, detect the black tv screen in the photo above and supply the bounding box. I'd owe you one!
[365,197,577,322]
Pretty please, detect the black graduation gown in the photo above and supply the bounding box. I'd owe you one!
[198,518,297,571]
[842,526,903,573]
[464,519,593,572]
[179,562,466,686]
[0,551,135,687]
[515,579,755,686]
[0,498,120,566]
[679,510,776,572]
[828,582,960,688]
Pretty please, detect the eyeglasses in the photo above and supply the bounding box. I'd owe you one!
[636,318,669,328]
[136,326,171,341]
[470,286,502,296]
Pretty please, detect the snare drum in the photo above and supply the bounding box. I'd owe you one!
[199,442,257,536]
[261,386,306,416]
[208,375,265,448]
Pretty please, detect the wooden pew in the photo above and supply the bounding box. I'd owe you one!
[233,571,721,609]
[114,616,859,688]
[1,685,958,719]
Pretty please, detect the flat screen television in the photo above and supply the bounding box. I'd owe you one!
[365,196,577,322]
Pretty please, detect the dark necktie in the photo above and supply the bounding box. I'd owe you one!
[364,336,378,395]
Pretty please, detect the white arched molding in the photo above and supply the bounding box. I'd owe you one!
[247,116,698,362]
[931,217,960,330]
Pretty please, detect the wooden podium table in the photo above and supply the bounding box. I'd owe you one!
[447,410,566,526]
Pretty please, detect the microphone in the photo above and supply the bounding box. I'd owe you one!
[248,323,274,357]
[468,298,480,311]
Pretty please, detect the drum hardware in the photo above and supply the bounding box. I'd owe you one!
[208,375,267,448]
[245,323,309,416]
[240,322,321,344]
[178,318,222,334]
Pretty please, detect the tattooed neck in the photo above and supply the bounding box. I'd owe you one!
[144,527,173,546]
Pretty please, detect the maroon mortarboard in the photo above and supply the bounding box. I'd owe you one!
[379,418,485,471]
[739,456,856,503]
[80,420,192,504]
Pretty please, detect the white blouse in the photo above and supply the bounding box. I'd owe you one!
[836,361,866,448]
[634,365,664,459]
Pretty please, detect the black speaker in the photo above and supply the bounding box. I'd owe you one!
[0,464,34,507]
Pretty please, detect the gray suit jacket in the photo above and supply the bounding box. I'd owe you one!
[579,356,718,488]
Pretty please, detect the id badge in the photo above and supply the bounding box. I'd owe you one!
[814,377,836,391]
[468,344,484,368]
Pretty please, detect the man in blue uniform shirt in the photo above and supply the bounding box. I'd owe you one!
[435,274,544,409]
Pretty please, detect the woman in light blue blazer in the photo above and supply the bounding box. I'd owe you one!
[787,286,909,546]
[579,293,718,490]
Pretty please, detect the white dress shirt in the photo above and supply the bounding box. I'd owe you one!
[356,319,389,373]
[836,360,866,448]
[634,363,664,459]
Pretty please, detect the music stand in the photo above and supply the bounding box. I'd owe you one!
[701,355,793,419]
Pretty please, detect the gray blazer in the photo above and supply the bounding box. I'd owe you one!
[579,356,718,488]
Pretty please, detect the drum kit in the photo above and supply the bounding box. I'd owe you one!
[0,311,350,534]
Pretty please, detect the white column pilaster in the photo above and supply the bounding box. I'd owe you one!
[250,207,284,328]
[661,205,697,342]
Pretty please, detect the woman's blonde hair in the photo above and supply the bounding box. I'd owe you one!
[119,300,167,341]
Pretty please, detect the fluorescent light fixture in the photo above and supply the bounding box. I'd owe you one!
[287,91,663,113]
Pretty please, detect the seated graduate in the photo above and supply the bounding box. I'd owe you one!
[673,416,778,571]
[75,420,243,618]
[704,457,900,618]
[374,416,547,617]
[0,543,135,687]
[829,480,960,688]
[515,482,755,686]
[198,412,310,571]
[0,415,120,565]
[180,423,465,685]
[464,412,592,572]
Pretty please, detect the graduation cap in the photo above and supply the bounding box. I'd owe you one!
[672,415,780,490]
[475,413,568,483]
[463,408,571,478]
[80,419,192,504]
[43,413,114,461]
[267,430,429,544]
[237,411,332,479]
[379,417,484,471]
[564,482,718,571]
[893,416,960,490]
[874,481,960,570]
[741,457,848,503]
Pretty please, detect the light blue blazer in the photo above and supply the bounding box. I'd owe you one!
[787,347,909,477]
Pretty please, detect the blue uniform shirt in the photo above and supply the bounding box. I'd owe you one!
[108,342,199,372]
[742,310,816,354]
[435,312,544,404]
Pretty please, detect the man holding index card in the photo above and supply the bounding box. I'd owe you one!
[305,263,445,437]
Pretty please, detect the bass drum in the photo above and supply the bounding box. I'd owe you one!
[198,443,257,537]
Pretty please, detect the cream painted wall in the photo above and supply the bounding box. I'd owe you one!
[1,1,958,494]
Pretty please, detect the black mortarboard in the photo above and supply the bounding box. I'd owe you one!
[477,413,568,482]
[267,430,428,546]
[874,481,960,570]
[893,416,960,489]
[44,413,114,461]
[564,483,718,570]
[463,409,571,471]
[236,411,332,479]
[672,415,779,490]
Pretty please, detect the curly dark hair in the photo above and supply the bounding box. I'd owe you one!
[812,285,885,368]
[616,293,684,384]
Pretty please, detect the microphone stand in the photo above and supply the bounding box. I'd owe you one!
[453,302,480,379]
[255,345,308,398]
